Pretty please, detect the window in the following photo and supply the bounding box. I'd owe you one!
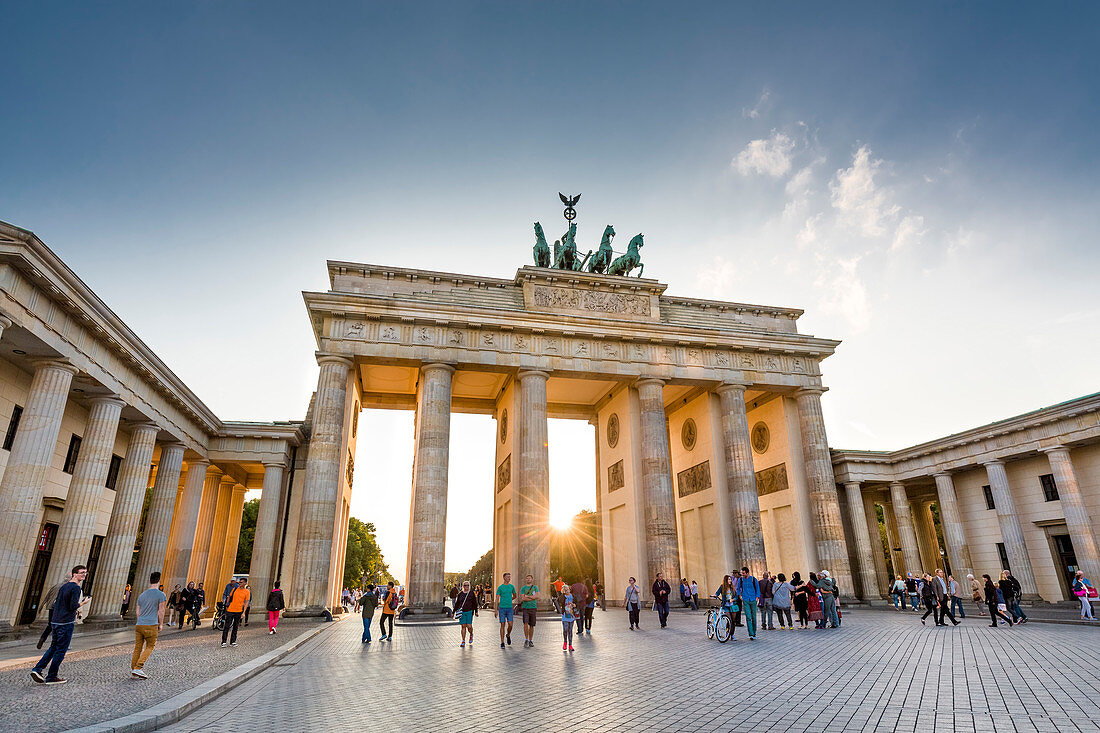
[982,485,996,511]
[84,535,104,595]
[3,405,22,451]
[1039,473,1059,502]
[105,455,123,490]
[63,434,82,474]
[997,542,1011,571]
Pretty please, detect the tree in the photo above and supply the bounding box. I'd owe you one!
[464,548,493,589]
[235,499,260,574]
[550,509,599,584]
[343,517,392,587]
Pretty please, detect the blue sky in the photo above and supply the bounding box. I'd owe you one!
[3,3,1098,575]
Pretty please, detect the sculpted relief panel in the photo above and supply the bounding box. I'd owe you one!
[531,286,651,317]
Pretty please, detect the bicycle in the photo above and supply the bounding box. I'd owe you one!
[706,599,738,643]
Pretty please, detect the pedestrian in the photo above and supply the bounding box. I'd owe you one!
[583,580,596,633]
[495,572,516,648]
[561,592,576,652]
[651,572,671,628]
[791,572,809,629]
[120,583,131,617]
[594,579,605,611]
[35,580,67,650]
[518,574,539,646]
[192,582,207,626]
[691,579,699,610]
[222,577,238,606]
[130,571,167,679]
[805,572,824,629]
[1072,570,1096,620]
[175,584,191,628]
[919,573,938,625]
[891,575,905,610]
[813,570,840,629]
[624,577,641,630]
[735,567,761,640]
[243,583,252,626]
[772,573,793,629]
[968,574,986,616]
[31,565,87,685]
[552,576,565,612]
[934,570,959,626]
[166,585,181,627]
[948,574,966,619]
[455,580,478,647]
[679,578,691,608]
[570,578,589,636]
[905,573,920,611]
[1000,570,1027,624]
[759,571,775,631]
[360,583,378,643]
[379,581,397,641]
[448,583,458,611]
[220,579,250,648]
[983,574,1015,627]
[266,581,285,634]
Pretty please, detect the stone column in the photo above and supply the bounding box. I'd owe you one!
[405,363,454,612]
[636,378,681,583]
[164,459,211,592]
[889,482,922,576]
[516,370,550,606]
[591,418,605,590]
[249,461,285,602]
[843,482,881,600]
[132,442,185,593]
[863,495,888,595]
[1042,447,1100,586]
[203,474,236,596]
[795,388,854,598]
[882,500,903,576]
[0,315,11,339]
[86,422,160,621]
[933,472,972,579]
[45,396,126,595]
[716,383,766,574]
[219,484,247,585]
[0,359,78,629]
[186,466,222,583]
[983,460,1038,598]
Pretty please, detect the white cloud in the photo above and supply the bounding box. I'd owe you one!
[796,213,821,249]
[732,130,795,177]
[695,255,739,298]
[892,214,926,251]
[829,146,900,237]
[815,255,872,333]
[742,88,771,119]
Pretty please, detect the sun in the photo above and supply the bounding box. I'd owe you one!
[550,514,574,530]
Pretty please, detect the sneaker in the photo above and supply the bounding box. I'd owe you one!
[460,641,466,647]
[220,642,227,648]
[230,642,238,647]
[500,642,505,648]
[568,645,574,651]
[749,636,756,641]
[563,643,568,651]
[30,669,45,683]
[468,640,473,646]
[379,635,388,641]
[131,669,148,679]
[44,677,67,685]
[506,634,511,645]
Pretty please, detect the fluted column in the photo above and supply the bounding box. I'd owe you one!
[132,442,185,594]
[203,474,236,596]
[164,458,211,592]
[44,396,126,597]
[795,388,853,598]
[0,359,78,629]
[1042,447,1100,586]
[0,315,11,340]
[863,495,888,595]
[636,378,681,582]
[516,370,550,607]
[889,482,922,575]
[933,472,972,579]
[405,363,454,612]
[843,482,881,599]
[218,484,247,585]
[86,422,159,621]
[983,460,1038,598]
[248,461,285,603]
[716,383,766,574]
[288,355,353,614]
[186,465,222,582]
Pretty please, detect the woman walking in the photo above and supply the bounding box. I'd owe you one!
[772,573,793,630]
[455,580,479,647]
[583,581,596,634]
[983,574,1015,627]
[624,577,641,630]
[968,574,987,616]
[919,573,938,625]
[791,572,809,629]
[891,575,905,611]
[561,590,576,651]
[379,581,397,641]
[1072,571,1096,620]
[266,581,285,634]
[806,572,824,629]
[121,584,132,617]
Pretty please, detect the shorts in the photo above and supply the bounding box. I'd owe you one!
[498,607,514,623]
[522,608,537,626]
[460,610,474,624]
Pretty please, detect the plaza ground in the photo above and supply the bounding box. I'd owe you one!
[159,607,1100,733]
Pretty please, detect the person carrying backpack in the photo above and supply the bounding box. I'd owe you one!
[379,581,398,641]
[266,581,285,634]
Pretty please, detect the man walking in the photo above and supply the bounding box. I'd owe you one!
[131,571,167,679]
[31,565,87,685]
[968,574,986,616]
[947,574,966,619]
[759,571,775,631]
[361,583,378,643]
[652,572,671,628]
[934,569,960,626]
[220,579,250,647]
[570,578,588,636]
[594,579,605,611]
[495,572,517,647]
[519,574,539,647]
[736,567,761,640]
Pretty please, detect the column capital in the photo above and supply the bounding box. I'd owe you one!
[932,471,953,479]
[160,441,187,454]
[982,459,1005,468]
[186,458,212,470]
[232,483,247,495]
[843,480,862,490]
[420,362,456,375]
[88,394,127,409]
[715,381,750,395]
[0,315,11,330]
[517,369,550,381]
[128,421,160,436]
[635,377,666,389]
[218,473,237,487]
[889,481,906,490]
[29,357,79,376]
[261,459,287,469]
[1040,444,1070,456]
[316,353,355,368]
[794,386,828,397]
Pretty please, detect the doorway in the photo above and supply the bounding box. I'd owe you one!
[20,522,59,625]
[1051,534,1077,599]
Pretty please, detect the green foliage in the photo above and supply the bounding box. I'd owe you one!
[234,499,260,574]
[462,549,494,589]
[343,517,392,588]
[549,509,599,584]
[875,504,895,578]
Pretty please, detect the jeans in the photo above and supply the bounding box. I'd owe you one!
[760,599,774,629]
[655,601,669,627]
[775,607,792,627]
[584,606,593,631]
[221,611,242,644]
[362,615,372,642]
[892,593,902,610]
[822,596,840,628]
[132,625,159,670]
[692,593,699,610]
[1008,600,1027,621]
[628,602,640,627]
[909,593,920,611]
[34,622,74,680]
[1079,596,1094,619]
[937,599,958,625]
[379,613,394,638]
[950,597,965,618]
[987,601,1013,625]
[743,599,759,636]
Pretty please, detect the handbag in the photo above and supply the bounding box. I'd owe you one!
[1088,586,1099,599]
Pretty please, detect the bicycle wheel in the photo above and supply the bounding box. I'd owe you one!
[715,613,732,643]
[706,610,716,639]
[213,617,225,631]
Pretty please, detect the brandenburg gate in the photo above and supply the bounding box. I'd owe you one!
[292,231,855,613]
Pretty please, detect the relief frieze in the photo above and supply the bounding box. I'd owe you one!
[531,286,651,316]
[677,460,712,498]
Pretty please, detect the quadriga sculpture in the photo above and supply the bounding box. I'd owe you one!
[607,233,644,277]
[533,222,551,268]
[554,223,578,270]
[586,225,615,274]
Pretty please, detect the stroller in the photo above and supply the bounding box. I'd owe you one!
[211,601,228,631]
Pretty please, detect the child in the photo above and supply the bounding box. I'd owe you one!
[562,593,576,652]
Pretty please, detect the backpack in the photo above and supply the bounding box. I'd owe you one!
[388,591,399,611]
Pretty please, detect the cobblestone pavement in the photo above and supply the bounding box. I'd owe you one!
[163,608,1100,733]
[0,617,322,733]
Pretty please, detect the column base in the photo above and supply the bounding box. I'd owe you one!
[82,615,132,628]
[283,606,328,618]
[403,604,450,617]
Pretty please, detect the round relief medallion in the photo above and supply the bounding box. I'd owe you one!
[606,413,620,448]
[681,418,697,451]
[499,409,508,444]
[751,422,770,454]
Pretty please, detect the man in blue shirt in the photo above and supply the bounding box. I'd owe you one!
[31,565,87,685]
[735,567,761,640]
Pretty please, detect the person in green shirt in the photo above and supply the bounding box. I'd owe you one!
[495,573,517,648]
[519,574,540,647]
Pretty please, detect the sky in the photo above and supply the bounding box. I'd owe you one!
[2,3,1099,578]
